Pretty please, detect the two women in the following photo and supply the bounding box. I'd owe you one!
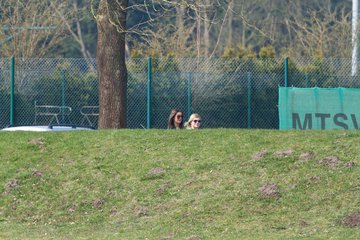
[168,109,201,129]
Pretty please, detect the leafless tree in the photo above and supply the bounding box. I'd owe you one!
[92,0,230,128]
[0,0,69,58]
[288,0,352,58]
[52,1,95,71]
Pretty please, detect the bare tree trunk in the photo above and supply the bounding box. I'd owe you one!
[197,14,201,57]
[203,0,210,57]
[52,2,95,71]
[96,0,128,128]
[73,3,95,71]
[240,5,246,48]
[227,0,234,47]
[176,4,185,51]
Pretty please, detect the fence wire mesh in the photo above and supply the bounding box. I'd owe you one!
[1,57,360,129]
[150,58,283,128]
[0,58,10,128]
[288,58,360,88]
[12,58,98,127]
[127,58,148,128]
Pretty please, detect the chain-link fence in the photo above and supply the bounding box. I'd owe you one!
[149,58,284,129]
[1,57,359,129]
[288,58,360,88]
[7,58,98,128]
[0,58,11,128]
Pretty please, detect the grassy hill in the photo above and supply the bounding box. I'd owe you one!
[0,129,359,239]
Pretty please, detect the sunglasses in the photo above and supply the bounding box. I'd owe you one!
[193,120,201,123]
[176,115,183,119]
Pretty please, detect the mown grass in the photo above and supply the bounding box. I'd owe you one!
[0,129,359,239]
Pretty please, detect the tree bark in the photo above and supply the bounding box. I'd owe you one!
[176,4,185,51]
[203,0,210,57]
[227,0,234,47]
[96,0,128,128]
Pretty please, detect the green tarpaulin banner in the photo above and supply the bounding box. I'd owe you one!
[279,87,360,130]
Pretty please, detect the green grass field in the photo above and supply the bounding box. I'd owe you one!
[0,129,359,239]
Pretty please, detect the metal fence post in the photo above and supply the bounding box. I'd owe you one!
[284,57,289,87]
[61,69,66,123]
[247,72,251,129]
[10,56,15,127]
[305,73,309,87]
[147,57,152,129]
[187,73,192,118]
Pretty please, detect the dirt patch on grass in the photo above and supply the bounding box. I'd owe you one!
[28,137,46,151]
[345,161,355,168]
[341,212,360,228]
[143,167,166,180]
[259,183,280,199]
[156,182,173,195]
[32,170,43,177]
[299,152,313,161]
[92,198,103,208]
[252,150,268,161]
[3,179,19,195]
[310,176,321,183]
[134,206,148,217]
[68,205,76,213]
[273,149,293,158]
[186,235,202,240]
[160,233,176,240]
[319,156,340,167]
[299,220,310,227]
[156,187,166,194]
[110,208,118,217]
[148,167,165,175]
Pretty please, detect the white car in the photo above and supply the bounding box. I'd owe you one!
[1,125,95,132]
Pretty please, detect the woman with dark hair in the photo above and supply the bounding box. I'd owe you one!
[167,109,184,129]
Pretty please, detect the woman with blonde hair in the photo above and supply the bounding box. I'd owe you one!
[185,113,201,129]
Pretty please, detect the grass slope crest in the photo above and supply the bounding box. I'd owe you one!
[0,129,359,239]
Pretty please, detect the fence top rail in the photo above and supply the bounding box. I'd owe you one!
[35,105,72,115]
